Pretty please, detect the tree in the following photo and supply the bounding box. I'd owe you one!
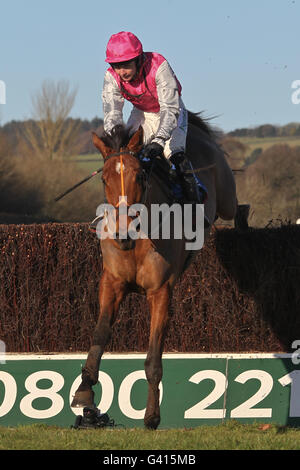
[23,79,80,160]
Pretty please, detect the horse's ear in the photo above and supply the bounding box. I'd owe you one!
[92,132,113,159]
[127,126,144,153]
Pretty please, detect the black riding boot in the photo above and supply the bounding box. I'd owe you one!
[170,152,210,228]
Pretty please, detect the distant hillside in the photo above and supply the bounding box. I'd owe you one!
[0,117,104,155]
[234,144,300,226]
[2,118,300,155]
[228,122,300,138]
[221,134,300,169]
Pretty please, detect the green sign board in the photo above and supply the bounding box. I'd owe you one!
[1,353,300,428]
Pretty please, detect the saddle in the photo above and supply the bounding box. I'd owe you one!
[139,154,208,204]
[139,154,210,229]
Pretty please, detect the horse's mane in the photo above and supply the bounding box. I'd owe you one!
[187,111,220,140]
[100,124,131,151]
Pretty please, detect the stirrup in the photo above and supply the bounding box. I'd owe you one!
[170,153,208,203]
[182,174,210,228]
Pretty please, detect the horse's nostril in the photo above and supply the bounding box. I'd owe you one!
[116,238,136,251]
[128,230,139,240]
[116,231,129,240]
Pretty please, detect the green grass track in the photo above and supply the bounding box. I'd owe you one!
[1,421,300,450]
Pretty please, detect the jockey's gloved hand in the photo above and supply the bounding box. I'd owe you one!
[143,142,164,159]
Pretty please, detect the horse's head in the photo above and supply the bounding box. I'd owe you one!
[92,126,145,250]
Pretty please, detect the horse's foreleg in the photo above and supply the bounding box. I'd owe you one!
[144,283,170,429]
[71,271,126,408]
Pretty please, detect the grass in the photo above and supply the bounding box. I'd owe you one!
[236,135,300,158]
[68,153,102,170]
[1,421,300,450]
[66,153,104,194]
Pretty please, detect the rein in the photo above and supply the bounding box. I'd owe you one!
[116,153,128,207]
[105,150,136,207]
[53,148,153,207]
[185,163,216,174]
[54,150,136,203]
[103,149,153,208]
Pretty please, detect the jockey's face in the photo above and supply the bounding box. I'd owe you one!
[112,59,137,82]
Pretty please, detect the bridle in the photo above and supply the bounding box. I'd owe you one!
[102,149,153,209]
[53,148,152,205]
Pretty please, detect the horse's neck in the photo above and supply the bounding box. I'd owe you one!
[146,172,173,205]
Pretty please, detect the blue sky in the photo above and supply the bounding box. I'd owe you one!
[0,0,299,132]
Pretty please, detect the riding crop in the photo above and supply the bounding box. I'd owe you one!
[54,166,103,202]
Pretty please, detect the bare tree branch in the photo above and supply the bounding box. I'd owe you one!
[23,79,80,160]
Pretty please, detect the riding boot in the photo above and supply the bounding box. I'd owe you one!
[170,152,210,228]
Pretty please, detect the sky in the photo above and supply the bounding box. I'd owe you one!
[0,0,299,132]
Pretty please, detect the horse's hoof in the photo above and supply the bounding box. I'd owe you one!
[71,389,95,408]
[144,414,160,430]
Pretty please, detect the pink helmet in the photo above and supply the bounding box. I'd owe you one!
[105,31,143,63]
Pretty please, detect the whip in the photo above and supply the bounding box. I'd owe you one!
[54,167,103,202]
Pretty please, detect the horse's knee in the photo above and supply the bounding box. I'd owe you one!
[92,314,112,346]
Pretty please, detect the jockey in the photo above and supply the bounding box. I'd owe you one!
[102,31,207,207]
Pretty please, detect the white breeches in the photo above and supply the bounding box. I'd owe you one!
[126,98,188,159]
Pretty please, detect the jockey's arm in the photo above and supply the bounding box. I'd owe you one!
[152,60,181,148]
[102,71,125,134]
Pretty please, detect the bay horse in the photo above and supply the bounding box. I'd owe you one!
[71,112,237,429]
